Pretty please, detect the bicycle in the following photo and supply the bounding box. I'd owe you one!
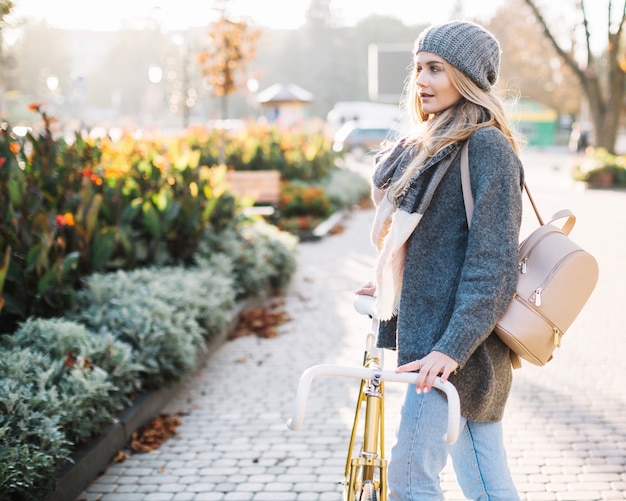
[288,294,461,501]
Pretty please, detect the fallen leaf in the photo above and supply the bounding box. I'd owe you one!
[112,450,130,463]
[129,414,183,454]
[229,300,291,340]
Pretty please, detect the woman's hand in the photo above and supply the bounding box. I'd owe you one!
[396,351,459,394]
[355,281,376,297]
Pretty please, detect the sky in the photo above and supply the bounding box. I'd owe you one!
[9,0,611,55]
[11,0,507,31]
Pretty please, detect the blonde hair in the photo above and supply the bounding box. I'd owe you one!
[387,59,520,204]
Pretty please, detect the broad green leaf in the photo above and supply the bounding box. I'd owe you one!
[91,228,117,270]
[142,202,160,238]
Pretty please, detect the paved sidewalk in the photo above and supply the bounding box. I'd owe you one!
[78,148,626,501]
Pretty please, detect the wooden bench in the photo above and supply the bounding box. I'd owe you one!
[225,170,281,217]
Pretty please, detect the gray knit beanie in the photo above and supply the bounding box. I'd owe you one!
[415,21,501,90]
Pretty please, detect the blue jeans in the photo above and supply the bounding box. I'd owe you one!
[387,387,520,501]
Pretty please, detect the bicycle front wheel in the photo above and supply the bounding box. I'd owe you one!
[358,480,378,501]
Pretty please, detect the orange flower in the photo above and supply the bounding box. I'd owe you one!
[55,212,75,228]
[27,102,45,112]
[64,212,75,226]
[55,214,66,227]
[9,142,20,154]
[82,168,102,185]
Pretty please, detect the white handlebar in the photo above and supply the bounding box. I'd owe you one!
[287,364,461,445]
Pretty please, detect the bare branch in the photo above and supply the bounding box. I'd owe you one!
[579,0,593,65]
[615,0,626,39]
[522,0,586,82]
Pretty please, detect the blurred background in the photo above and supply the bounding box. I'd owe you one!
[0,0,622,151]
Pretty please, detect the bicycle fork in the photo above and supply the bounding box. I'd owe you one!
[344,369,387,501]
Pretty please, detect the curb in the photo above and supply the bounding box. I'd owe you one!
[312,210,347,240]
[47,299,252,501]
[295,209,348,242]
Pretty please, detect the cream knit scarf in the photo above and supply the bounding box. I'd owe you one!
[371,141,463,320]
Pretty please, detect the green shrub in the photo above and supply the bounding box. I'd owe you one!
[317,167,371,210]
[572,147,626,186]
[250,223,298,292]
[188,121,336,182]
[0,345,118,499]
[0,371,70,500]
[197,221,297,298]
[4,317,143,405]
[0,321,129,445]
[70,273,206,389]
[279,182,333,218]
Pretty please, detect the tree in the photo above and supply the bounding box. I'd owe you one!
[488,0,581,117]
[197,9,259,164]
[197,11,259,122]
[523,0,626,153]
[0,0,14,115]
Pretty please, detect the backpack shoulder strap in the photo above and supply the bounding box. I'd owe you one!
[460,141,474,227]
[459,140,545,228]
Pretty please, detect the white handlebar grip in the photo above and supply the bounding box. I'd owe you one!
[354,294,377,318]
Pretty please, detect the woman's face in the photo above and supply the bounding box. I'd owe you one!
[414,51,462,115]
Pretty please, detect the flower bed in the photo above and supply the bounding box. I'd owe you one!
[572,148,626,188]
[1,105,365,499]
[0,220,297,500]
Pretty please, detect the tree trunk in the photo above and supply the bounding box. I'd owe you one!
[524,0,626,154]
[219,95,228,166]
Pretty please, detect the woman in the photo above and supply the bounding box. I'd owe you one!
[357,21,523,500]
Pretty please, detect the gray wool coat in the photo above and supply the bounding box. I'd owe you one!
[374,126,524,422]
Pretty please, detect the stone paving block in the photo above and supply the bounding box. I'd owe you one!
[601,491,626,500]
[264,482,296,491]
[527,494,558,501]
[318,493,342,501]
[277,474,317,483]
[158,484,185,493]
[177,475,201,485]
[252,494,297,501]
[171,494,195,501]
[194,494,228,501]
[293,482,340,493]
[78,494,107,501]
[116,484,139,493]
[580,473,623,482]
[556,491,603,500]
[101,495,148,501]
[137,475,181,485]
[296,494,320,501]
[136,484,159,493]
[184,482,217,492]
[221,493,254,501]
[143,494,175,501]
[85,482,117,493]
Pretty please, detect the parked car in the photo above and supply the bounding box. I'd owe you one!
[332,121,398,158]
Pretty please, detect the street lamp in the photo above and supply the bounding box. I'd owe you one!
[148,65,163,84]
[145,65,163,128]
